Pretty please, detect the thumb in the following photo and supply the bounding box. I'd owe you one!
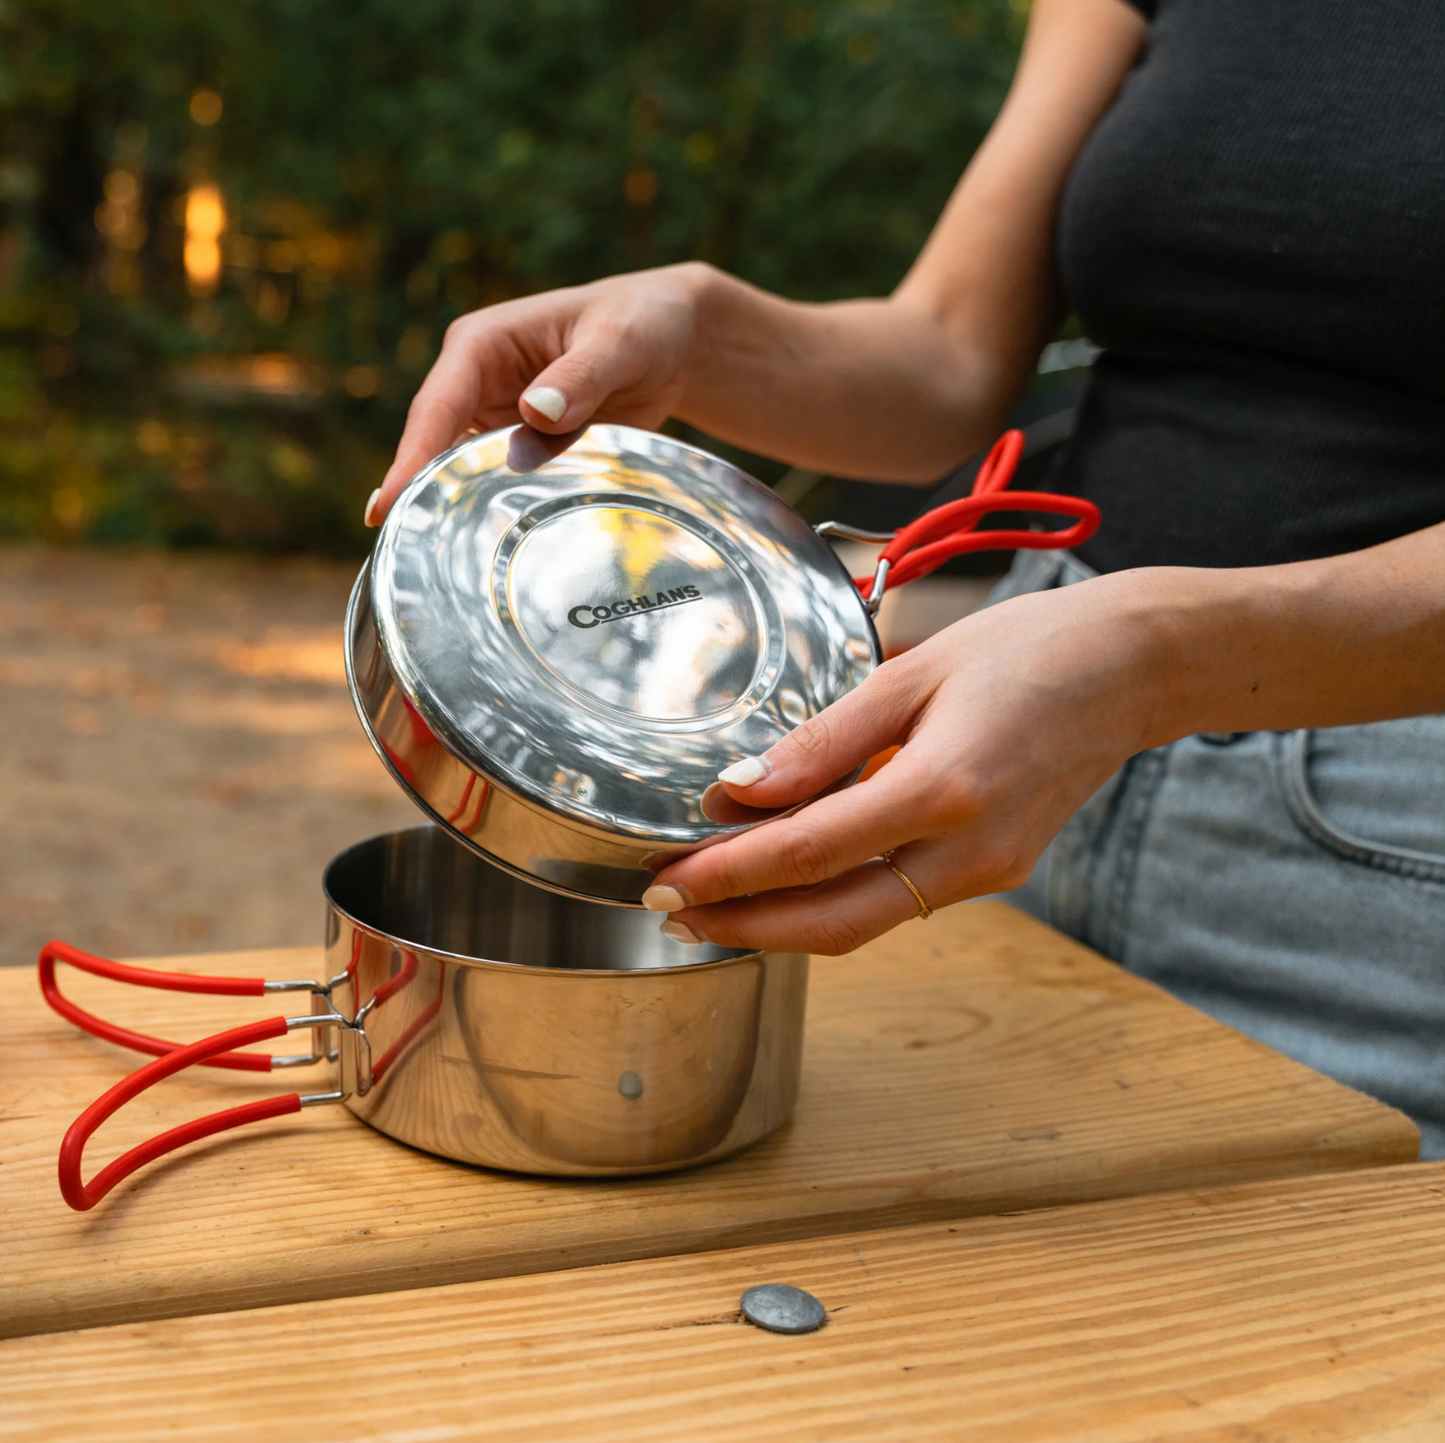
[518,334,634,434]
[717,660,924,809]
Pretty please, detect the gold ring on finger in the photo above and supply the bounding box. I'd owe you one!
[881,850,932,920]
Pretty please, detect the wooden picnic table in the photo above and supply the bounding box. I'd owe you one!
[4,1162,1443,1441]
[0,900,1415,1340]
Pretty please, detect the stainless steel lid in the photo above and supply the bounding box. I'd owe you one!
[361,422,879,883]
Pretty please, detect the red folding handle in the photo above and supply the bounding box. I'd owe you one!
[58,1016,302,1211]
[38,940,278,1072]
[859,430,1100,596]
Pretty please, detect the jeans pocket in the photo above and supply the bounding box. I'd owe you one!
[1277,720,1445,883]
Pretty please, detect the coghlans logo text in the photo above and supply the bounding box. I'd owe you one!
[567,584,703,629]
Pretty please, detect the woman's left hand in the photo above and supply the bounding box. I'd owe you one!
[640,573,1171,954]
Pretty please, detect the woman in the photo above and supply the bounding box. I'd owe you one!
[368,0,1445,1153]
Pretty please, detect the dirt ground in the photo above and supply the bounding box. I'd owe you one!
[0,543,991,968]
[0,545,419,965]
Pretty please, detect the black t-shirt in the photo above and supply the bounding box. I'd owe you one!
[1053,0,1445,571]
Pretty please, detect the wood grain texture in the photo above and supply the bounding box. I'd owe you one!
[5,1164,1445,1442]
[0,902,1417,1339]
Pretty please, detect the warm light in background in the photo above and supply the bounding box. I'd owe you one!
[189,88,223,126]
[94,123,149,297]
[184,183,226,294]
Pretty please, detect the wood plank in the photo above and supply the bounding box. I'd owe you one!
[5,1164,1445,1442]
[0,902,1416,1339]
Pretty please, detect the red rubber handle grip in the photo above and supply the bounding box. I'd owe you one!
[38,940,274,1072]
[880,493,1100,589]
[39,941,267,996]
[59,1015,301,1211]
[859,430,1101,595]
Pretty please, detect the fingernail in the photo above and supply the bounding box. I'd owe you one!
[522,386,567,423]
[641,884,688,912]
[718,756,769,788]
[364,488,383,527]
[659,919,701,945]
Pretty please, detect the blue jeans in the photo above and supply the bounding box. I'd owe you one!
[992,550,1444,1157]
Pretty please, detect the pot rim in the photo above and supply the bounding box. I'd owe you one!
[322,825,768,977]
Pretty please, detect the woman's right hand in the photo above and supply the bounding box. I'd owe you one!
[365,262,711,525]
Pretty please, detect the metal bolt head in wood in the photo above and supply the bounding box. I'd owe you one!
[740,1283,826,1334]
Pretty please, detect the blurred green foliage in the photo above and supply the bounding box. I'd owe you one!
[0,0,1025,553]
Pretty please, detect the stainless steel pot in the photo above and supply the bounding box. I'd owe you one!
[44,826,808,1209]
[323,825,807,1173]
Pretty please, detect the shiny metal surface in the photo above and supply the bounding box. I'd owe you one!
[299,1090,348,1108]
[740,1284,828,1334]
[322,825,809,1175]
[812,520,894,614]
[349,423,879,904]
[243,977,332,1066]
